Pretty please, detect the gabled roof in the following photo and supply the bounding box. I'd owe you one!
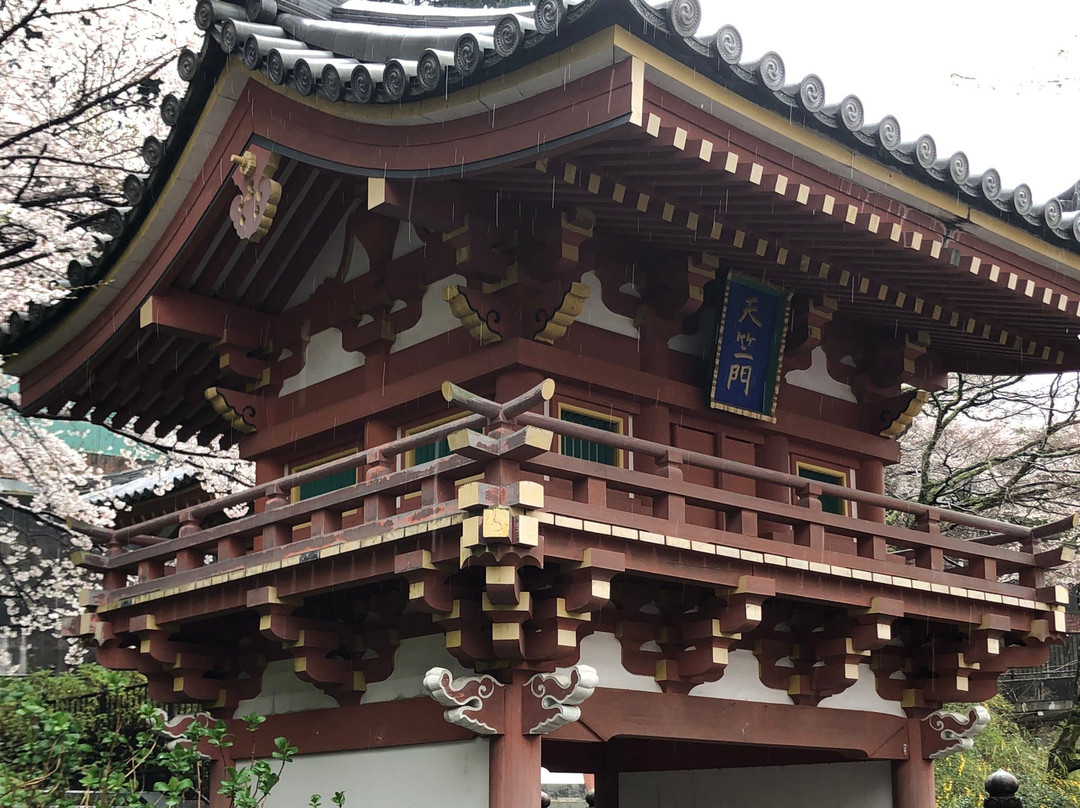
[4,0,1078,359]
[83,465,199,506]
[7,0,1080,446]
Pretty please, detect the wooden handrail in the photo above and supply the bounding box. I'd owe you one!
[514,411,1073,542]
[82,378,1075,567]
[107,411,487,543]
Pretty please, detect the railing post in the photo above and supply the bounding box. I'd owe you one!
[914,509,945,571]
[969,557,998,581]
[310,506,343,535]
[1018,540,1045,589]
[794,482,825,550]
[102,534,126,591]
[137,558,165,581]
[757,434,791,540]
[984,769,1021,807]
[175,511,204,572]
[573,476,608,507]
[420,475,456,508]
[653,450,686,525]
[260,484,291,549]
[856,534,888,560]
[364,450,394,522]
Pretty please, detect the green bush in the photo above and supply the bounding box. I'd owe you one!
[0,667,162,807]
[936,696,1080,807]
[0,665,149,775]
[0,664,343,808]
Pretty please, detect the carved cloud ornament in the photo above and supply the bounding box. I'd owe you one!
[423,667,505,735]
[154,709,215,757]
[522,665,598,735]
[921,705,991,759]
[423,664,599,736]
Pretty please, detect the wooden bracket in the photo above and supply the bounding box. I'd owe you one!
[230,147,281,243]
[205,386,263,433]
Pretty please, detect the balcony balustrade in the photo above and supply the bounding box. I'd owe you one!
[72,380,1074,615]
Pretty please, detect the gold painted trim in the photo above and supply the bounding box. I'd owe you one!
[879,389,930,439]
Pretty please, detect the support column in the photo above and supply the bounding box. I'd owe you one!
[757,434,791,540]
[857,458,886,524]
[489,671,542,808]
[891,718,934,808]
[637,404,670,475]
[593,766,619,808]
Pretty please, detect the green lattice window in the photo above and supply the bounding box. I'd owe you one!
[796,464,848,516]
[559,408,621,466]
[412,437,451,465]
[406,414,469,467]
[297,468,357,501]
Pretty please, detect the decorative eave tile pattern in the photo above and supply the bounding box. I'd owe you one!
[4,0,1079,356]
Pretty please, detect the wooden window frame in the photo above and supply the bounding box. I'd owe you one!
[402,412,469,468]
[794,461,851,517]
[289,448,360,503]
[401,412,480,499]
[557,402,625,468]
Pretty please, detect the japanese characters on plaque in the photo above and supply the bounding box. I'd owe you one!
[709,273,792,421]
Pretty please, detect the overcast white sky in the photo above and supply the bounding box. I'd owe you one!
[697,2,1080,202]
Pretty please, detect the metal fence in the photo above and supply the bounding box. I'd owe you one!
[1000,635,1080,714]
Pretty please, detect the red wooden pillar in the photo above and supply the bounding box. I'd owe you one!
[857,458,887,523]
[891,718,934,808]
[757,433,791,540]
[593,767,619,808]
[489,671,542,808]
[637,404,670,475]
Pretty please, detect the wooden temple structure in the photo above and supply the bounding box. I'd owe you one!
[7,0,1080,805]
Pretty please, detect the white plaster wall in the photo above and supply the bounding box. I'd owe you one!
[688,649,790,705]
[392,220,424,259]
[364,634,472,704]
[342,236,371,282]
[569,635,902,716]
[560,632,661,693]
[254,740,490,808]
[669,307,716,357]
[784,345,857,402]
[577,270,640,338]
[234,659,338,718]
[391,273,467,354]
[279,327,365,397]
[620,761,891,808]
[819,665,906,717]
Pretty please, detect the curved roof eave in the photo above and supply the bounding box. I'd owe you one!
[6,0,1080,384]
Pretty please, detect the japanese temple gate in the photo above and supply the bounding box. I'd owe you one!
[8,1,1080,806]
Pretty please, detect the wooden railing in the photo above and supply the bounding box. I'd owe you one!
[74,380,1075,598]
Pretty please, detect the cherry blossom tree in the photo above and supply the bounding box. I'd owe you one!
[888,374,1080,532]
[0,0,256,671]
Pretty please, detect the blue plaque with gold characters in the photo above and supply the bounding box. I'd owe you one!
[709,273,792,421]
